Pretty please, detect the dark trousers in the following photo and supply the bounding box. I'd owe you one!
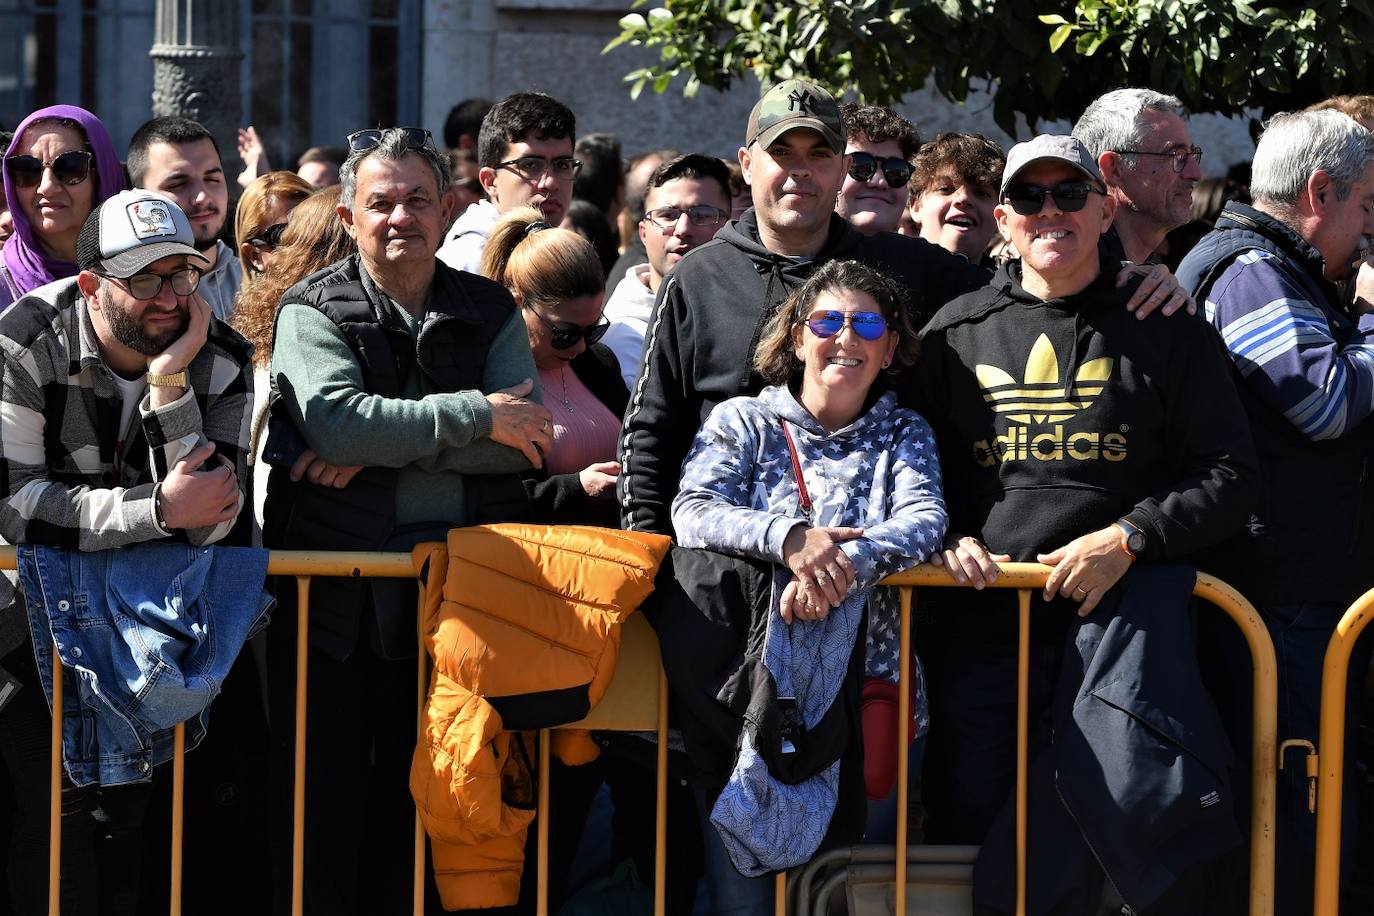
[266,605,421,916]
[919,634,1062,844]
[0,647,151,916]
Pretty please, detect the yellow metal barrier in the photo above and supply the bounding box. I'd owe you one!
[32,549,1276,916]
[538,562,1278,916]
[1312,589,1374,915]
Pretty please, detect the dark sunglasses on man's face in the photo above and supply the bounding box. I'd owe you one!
[847,152,913,189]
[346,127,434,153]
[5,150,94,189]
[248,222,288,250]
[1002,181,1102,216]
[804,309,889,341]
[527,304,610,350]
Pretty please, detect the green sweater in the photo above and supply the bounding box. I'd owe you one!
[271,299,539,527]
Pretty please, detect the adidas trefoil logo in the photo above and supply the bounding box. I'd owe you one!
[971,334,1127,466]
[975,333,1112,424]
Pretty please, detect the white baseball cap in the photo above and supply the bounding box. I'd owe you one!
[77,189,208,279]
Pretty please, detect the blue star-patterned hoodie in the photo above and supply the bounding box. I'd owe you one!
[671,384,947,874]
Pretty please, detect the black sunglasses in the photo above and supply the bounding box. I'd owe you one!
[525,303,609,350]
[346,127,434,153]
[847,151,913,189]
[1002,181,1103,216]
[5,150,94,189]
[248,222,288,250]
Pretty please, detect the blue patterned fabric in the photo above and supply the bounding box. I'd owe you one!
[671,384,947,875]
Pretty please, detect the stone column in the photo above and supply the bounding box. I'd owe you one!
[150,0,243,177]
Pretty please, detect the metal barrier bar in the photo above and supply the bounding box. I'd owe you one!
[1312,589,1374,915]
[876,564,1278,916]
[31,546,1274,916]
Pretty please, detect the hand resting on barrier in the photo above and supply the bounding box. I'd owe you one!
[930,534,1010,591]
[1037,525,1135,616]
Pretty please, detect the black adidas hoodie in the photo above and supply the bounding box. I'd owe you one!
[619,208,988,535]
[913,258,1258,595]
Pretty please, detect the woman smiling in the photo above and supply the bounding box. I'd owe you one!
[667,259,947,909]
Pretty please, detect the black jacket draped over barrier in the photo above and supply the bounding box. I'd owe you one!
[643,546,869,847]
[973,565,1242,916]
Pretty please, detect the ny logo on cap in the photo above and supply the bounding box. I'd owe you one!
[787,89,814,114]
[127,200,175,239]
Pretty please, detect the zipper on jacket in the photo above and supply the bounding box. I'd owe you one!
[1052,776,1136,914]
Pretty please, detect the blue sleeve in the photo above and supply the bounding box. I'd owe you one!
[1207,251,1374,441]
[670,400,802,563]
[840,414,948,589]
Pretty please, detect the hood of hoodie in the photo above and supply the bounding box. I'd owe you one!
[450,198,499,239]
[712,208,867,296]
[757,382,901,443]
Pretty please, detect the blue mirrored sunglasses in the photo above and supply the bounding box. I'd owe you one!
[804,310,889,341]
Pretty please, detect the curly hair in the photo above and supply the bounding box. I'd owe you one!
[753,260,920,385]
[911,132,1006,199]
[232,186,355,367]
[840,103,921,161]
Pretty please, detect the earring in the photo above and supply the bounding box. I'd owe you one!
[882,358,892,368]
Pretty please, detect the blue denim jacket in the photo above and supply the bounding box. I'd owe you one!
[18,542,271,787]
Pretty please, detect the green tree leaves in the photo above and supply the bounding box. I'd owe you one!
[605,0,1374,133]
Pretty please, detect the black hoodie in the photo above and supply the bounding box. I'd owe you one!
[911,259,1259,634]
[618,208,988,535]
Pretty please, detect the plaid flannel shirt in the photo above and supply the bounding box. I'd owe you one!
[0,277,253,551]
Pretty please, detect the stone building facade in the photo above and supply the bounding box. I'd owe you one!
[1,0,1255,174]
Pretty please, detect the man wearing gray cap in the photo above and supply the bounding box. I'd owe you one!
[0,187,252,911]
[912,135,1257,909]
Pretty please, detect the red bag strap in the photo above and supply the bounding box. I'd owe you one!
[779,421,813,520]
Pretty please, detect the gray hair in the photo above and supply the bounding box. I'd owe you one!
[1251,109,1374,207]
[339,128,451,207]
[1072,88,1188,165]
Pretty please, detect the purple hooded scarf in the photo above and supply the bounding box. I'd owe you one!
[2,104,127,298]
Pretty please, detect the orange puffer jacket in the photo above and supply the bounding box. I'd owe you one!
[409,523,671,911]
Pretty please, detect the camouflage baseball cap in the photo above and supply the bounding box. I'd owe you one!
[745,79,845,154]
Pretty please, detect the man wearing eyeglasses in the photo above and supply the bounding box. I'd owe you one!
[914,135,1256,909]
[0,188,251,910]
[602,153,732,388]
[438,91,578,274]
[1073,88,1205,265]
[1176,108,1374,913]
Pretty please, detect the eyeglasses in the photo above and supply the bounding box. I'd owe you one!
[5,150,94,189]
[1112,145,1204,173]
[496,156,581,182]
[248,222,288,250]
[525,303,609,350]
[804,309,889,341]
[107,267,203,301]
[346,127,435,153]
[847,152,913,189]
[1002,181,1103,216]
[642,205,729,231]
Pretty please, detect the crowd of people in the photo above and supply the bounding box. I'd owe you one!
[0,77,1371,916]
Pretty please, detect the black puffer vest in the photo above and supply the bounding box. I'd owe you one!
[265,255,530,659]
[1176,203,1374,605]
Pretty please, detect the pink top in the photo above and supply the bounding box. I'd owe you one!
[537,364,622,476]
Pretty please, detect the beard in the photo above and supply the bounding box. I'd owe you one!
[100,286,188,356]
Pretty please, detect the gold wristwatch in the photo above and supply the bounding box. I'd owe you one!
[146,369,188,388]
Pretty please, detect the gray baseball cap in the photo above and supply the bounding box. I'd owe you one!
[745,79,845,154]
[999,135,1105,198]
[76,189,207,279]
